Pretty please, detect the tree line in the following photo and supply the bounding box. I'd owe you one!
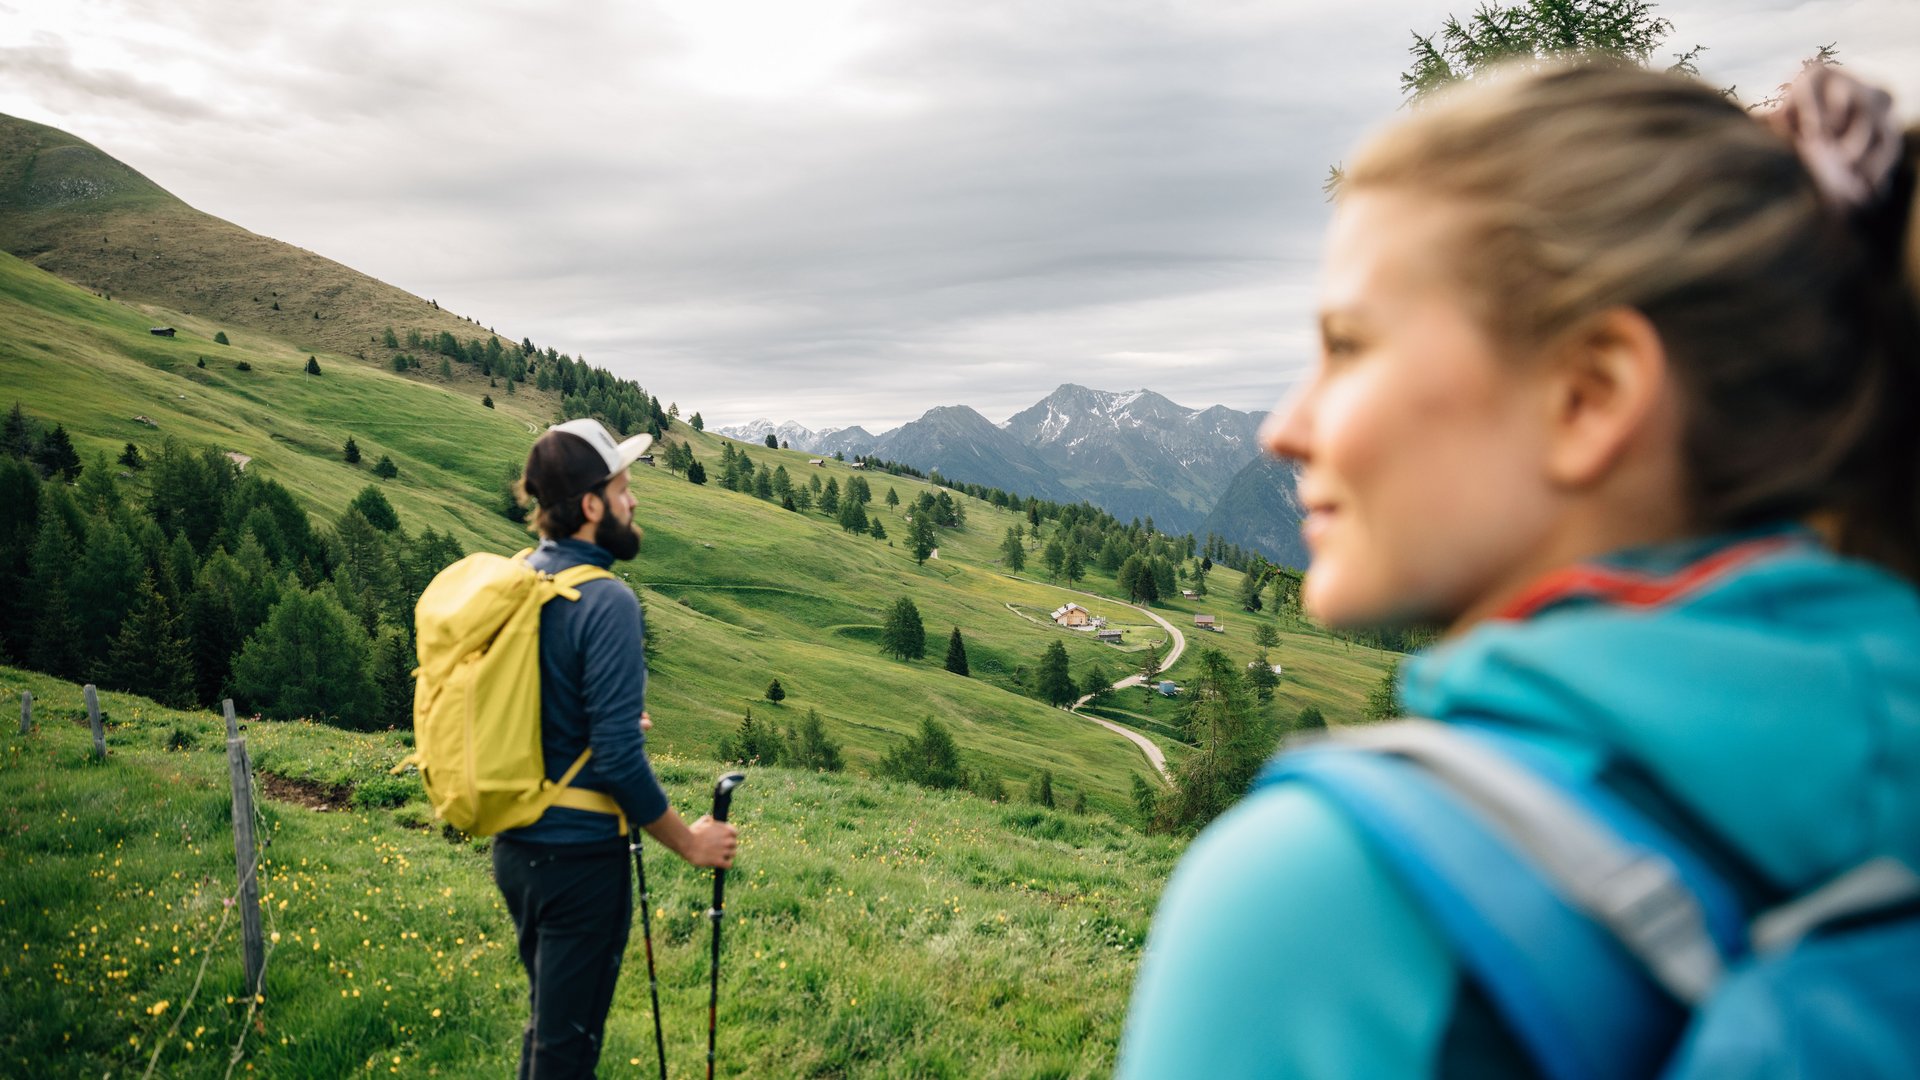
[0,405,462,729]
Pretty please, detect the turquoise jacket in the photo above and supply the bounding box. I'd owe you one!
[1118,530,1920,1078]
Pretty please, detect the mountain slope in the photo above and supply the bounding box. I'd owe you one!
[1198,456,1310,570]
[1002,384,1263,530]
[0,112,517,367]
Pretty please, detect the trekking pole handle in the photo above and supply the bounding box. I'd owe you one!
[711,772,745,823]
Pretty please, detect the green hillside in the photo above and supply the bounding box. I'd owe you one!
[0,112,526,367]
[0,668,1183,1078]
[0,241,1395,816]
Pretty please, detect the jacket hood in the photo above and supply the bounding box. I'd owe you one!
[1398,530,1920,890]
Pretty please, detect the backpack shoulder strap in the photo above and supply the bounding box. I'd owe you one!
[1257,721,1741,1080]
[549,563,614,596]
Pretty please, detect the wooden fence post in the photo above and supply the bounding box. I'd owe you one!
[225,699,265,999]
[18,690,28,735]
[84,684,104,759]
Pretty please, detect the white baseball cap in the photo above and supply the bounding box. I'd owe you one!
[547,418,653,487]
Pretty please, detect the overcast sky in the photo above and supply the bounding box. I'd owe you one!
[5,1,1917,431]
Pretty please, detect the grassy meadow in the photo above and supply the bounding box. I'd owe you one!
[1,667,1183,1078]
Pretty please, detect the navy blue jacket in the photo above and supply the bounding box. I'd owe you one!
[497,538,669,845]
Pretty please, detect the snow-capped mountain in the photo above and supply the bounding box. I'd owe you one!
[735,384,1268,538]
[715,419,825,450]
[998,385,1264,530]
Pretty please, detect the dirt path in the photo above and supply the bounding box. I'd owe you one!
[1008,576,1185,780]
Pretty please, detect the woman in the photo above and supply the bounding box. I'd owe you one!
[1119,62,1918,1077]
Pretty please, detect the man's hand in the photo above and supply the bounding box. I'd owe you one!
[644,808,738,868]
[684,815,738,869]
[640,711,652,733]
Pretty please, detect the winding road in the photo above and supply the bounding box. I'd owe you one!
[1011,577,1185,780]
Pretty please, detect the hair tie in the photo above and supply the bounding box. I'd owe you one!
[1766,65,1901,214]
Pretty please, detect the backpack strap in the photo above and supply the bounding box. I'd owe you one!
[545,748,629,835]
[536,560,625,831]
[1752,858,1920,952]
[1331,720,1741,1001]
[1257,721,1746,1080]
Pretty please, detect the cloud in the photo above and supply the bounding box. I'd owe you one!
[0,42,220,121]
[1,0,1915,430]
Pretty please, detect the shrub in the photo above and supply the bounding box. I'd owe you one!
[213,331,229,345]
[878,716,967,790]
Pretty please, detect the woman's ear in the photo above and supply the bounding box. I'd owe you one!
[1544,306,1675,489]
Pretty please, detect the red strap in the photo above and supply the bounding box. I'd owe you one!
[1494,536,1798,622]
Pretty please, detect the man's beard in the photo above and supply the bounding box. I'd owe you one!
[594,513,642,561]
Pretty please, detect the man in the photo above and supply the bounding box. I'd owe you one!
[495,418,737,1078]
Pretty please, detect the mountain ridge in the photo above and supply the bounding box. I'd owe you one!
[722,382,1271,539]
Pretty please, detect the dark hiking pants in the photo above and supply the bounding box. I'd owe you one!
[493,835,632,1079]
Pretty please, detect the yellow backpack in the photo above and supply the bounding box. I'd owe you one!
[393,550,627,836]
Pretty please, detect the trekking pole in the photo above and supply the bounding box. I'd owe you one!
[632,833,668,1080]
[706,772,746,1080]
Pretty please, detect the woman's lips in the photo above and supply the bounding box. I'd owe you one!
[1300,503,1337,548]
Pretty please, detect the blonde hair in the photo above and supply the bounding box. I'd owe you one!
[1344,63,1920,576]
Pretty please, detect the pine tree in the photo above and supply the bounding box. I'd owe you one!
[837,496,868,532]
[231,588,380,727]
[344,437,361,464]
[880,596,926,660]
[33,424,82,481]
[1038,639,1077,707]
[3,402,35,458]
[25,510,81,679]
[118,443,143,469]
[306,356,323,375]
[1000,526,1026,571]
[786,708,845,771]
[690,412,704,431]
[349,485,402,532]
[868,516,887,539]
[717,708,783,765]
[1026,769,1056,808]
[687,459,707,485]
[106,572,195,707]
[71,518,141,667]
[819,478,840,514]
[944,627,970,676]
[372,455,399,479]
[885,487,899,509]
[1043,538,1067,578]
[765,678,786,703]
[1065,547,1085,583]
[1159,647,1278,832]
[908,514,937,565]
[1138,643,1163,694]
[214,331,229,345]
[1132,773,1161,830]
[1080,660,1115,707]
[878,716,966,789]
[1363,659,1402,723]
